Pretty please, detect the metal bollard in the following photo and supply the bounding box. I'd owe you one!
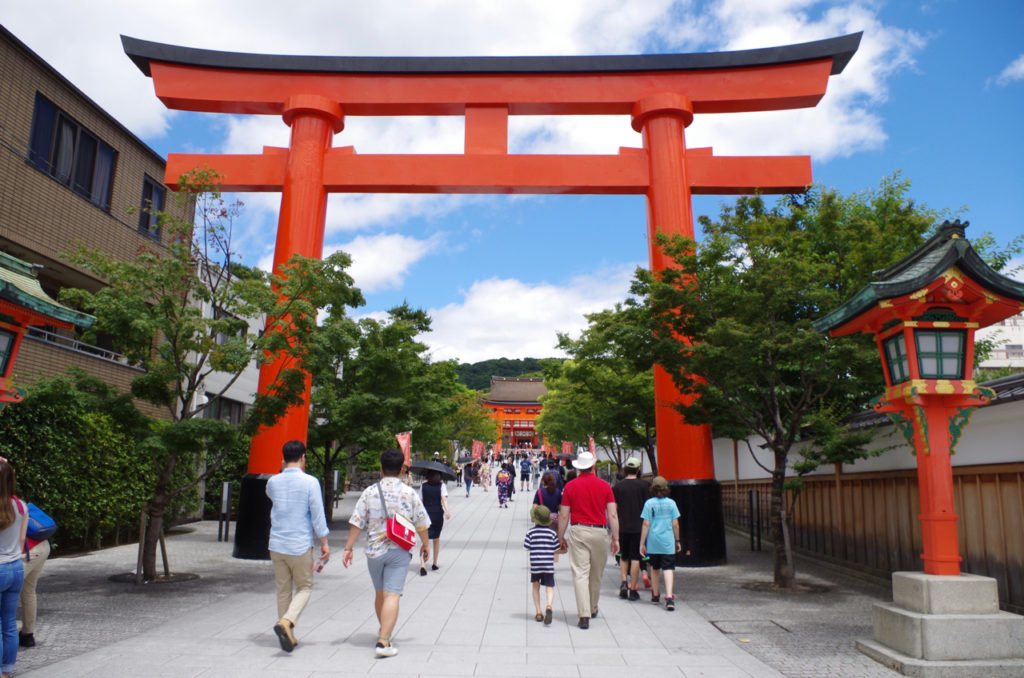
[218,481,232,542]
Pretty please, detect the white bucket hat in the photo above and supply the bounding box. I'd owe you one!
[572,451,597,470]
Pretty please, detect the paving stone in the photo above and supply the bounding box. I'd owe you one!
[15,480,898,677]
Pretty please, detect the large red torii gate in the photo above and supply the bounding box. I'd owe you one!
[124,33,861,560]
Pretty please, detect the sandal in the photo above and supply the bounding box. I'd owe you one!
[535,612,544,622]
[544,607,552,625]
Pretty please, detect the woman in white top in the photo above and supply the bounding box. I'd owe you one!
[0,460,27,678]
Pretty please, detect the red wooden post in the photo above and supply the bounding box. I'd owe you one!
[249,96,343,475]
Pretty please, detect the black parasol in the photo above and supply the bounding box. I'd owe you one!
[408,460,457,481]
[455,455,474,464]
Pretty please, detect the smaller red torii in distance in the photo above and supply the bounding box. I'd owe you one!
[124,33,861,562]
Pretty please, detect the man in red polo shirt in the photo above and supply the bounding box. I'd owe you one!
[556,451,619,629]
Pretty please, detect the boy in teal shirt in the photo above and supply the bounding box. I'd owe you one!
[639,476,682,610]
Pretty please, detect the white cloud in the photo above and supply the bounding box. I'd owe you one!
[423,264,638,363]
[327,233,441,294]
[3,0,921,166]
[994,55,1024,86]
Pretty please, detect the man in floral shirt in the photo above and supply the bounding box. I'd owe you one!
[342,448,430,658]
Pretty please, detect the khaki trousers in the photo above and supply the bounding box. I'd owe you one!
[568,525,608,619]
[21,540,50,634]
[270,548,315,625]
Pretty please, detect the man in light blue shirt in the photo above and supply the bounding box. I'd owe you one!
[266,440,330,652]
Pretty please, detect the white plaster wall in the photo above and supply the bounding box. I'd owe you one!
[713,397,1023,481]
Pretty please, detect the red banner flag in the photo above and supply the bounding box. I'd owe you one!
[561,440,572,456]
[396,431,412,466]
[472,440,484,460]
[588,435,596,455]
[541,443,549,458]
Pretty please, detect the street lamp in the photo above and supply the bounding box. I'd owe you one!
[814,221,1024,671]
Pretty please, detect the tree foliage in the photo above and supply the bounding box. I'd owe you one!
[58,170,363,580]
[305,303,463,517]
[639,175,940,587]
[456,358,550,390]
[538,300,657,472]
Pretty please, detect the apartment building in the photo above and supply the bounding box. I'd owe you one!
[0,24,256,422]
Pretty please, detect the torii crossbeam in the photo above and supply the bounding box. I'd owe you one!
[124,32,861,561]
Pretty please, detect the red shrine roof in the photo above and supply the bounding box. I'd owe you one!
[484,377,547,405]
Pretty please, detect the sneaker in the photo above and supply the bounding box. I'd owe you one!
[273,619,297,652]
[666,597,675,611]
[629,588,640,601]
[18,632,35,648]
[375,642,398,658]
[651,594,660,604]
[619,582,629,599]
[642,571,651,589]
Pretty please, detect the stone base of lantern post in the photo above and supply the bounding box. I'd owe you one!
[857,572,1024,677]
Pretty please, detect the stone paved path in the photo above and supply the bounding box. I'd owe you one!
[15,481,897,677]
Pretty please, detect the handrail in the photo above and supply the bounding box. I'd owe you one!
[24,326,143,369]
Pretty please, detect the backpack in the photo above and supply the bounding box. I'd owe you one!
[25,503,57,541]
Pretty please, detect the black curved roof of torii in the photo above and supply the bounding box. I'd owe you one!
[122,32,861,78]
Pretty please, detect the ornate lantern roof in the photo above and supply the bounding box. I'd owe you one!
[812,221,1024,336]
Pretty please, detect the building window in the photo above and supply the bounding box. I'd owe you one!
[1006,344,1023,359]
[0,329,15,376]
[139,175,165,239]
[916,330,964,379]
[883,333,909,384]
[28,94,116,210]
[203,396,245,426]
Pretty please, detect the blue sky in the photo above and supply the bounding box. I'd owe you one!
[3,1,1022,364]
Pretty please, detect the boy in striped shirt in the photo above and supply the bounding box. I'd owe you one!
[523,505,562,625]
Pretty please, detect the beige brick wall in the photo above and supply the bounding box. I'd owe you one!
[0,27,191,420]
[14,337,170,420]
[0,29,191,278]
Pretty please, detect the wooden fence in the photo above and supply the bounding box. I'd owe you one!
[721,463,1024,614]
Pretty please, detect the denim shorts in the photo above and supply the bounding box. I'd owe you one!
[367,547,413,593]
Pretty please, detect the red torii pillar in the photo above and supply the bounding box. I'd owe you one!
[123,32,861,559]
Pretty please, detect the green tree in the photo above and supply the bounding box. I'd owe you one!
[60,170,363,580]
[539,301,657,472]
[639,176,939,588]
[306,303,459,518]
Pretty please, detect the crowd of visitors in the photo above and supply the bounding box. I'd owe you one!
[264,443,680,659]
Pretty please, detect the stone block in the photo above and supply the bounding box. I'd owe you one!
[892,572,1000,615]
[858,638,1024,678]
[873,602,922,658]
[872,601,1024,661]
[920,611,1024,661]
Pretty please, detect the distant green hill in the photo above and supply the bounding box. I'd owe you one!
[456,358,556,391]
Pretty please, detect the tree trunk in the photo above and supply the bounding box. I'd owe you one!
[142,458,175,581]
[644,425,658,476]
[323,447,335,522]
[142,497,167,581]
[769,454,794,588]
